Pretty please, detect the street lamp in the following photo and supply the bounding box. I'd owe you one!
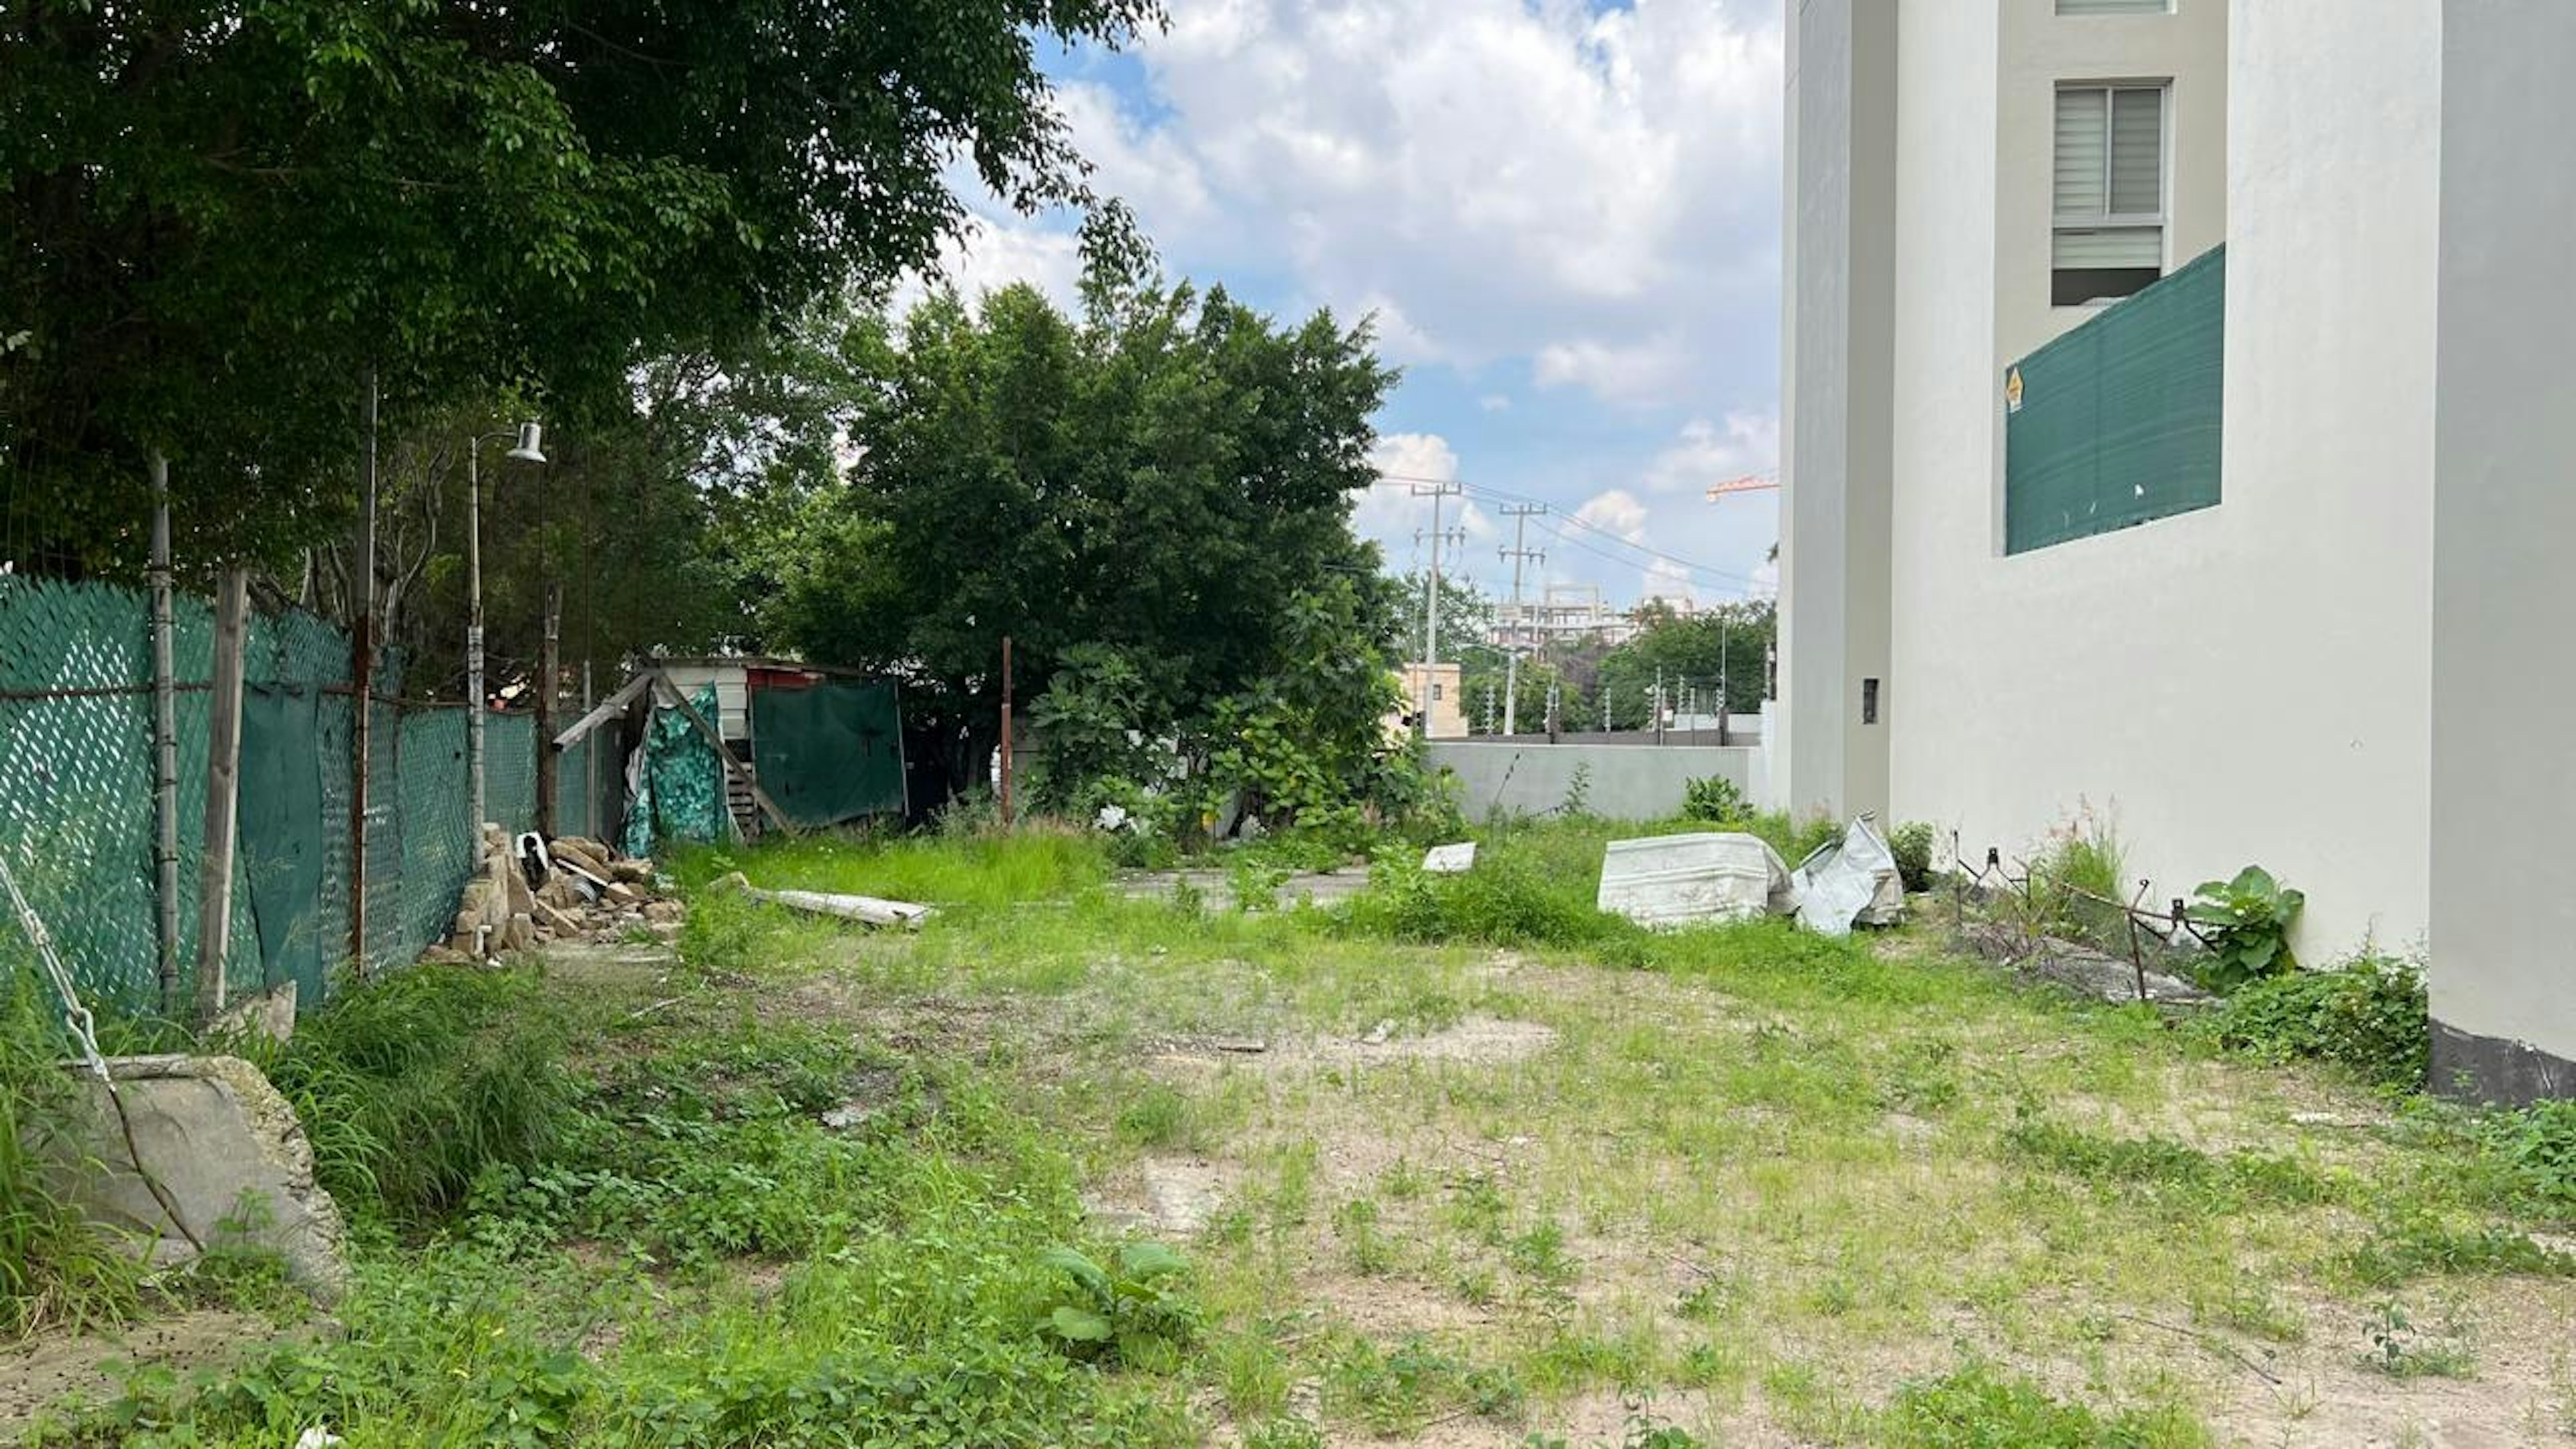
[467,421,547,832]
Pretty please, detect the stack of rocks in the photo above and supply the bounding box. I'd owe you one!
[423,826,684,963]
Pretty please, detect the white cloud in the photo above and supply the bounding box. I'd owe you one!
[1642,411,1780,495]
[1071,0,1783,409]
[1533,335,1695,407]
[1478,394,1511,413]
[1354,433,1492,559]
[1573,487,1649,544]
[890,209,1084,316]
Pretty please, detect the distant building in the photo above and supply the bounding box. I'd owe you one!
[1393,662,1467,740]
[1489,586,1695,652]
[1779,0,2576,1101]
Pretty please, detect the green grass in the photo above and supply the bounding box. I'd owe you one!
[21,814,2576,1447]
[0,966,147,1339]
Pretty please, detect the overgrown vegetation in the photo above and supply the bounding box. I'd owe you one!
[16,816,2576,1446]
[0,967,142,1339]
[246,967,574,1229]
[2192,953,2428,1092]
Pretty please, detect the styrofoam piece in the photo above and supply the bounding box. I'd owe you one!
[1422,842,1477,873]
[1596,832,1793,929]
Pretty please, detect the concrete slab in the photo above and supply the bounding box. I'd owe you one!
[44,1055,350,1301]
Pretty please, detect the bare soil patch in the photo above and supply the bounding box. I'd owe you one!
[1,1310,278,1439]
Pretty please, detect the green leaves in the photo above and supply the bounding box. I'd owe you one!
[2188,864,2306,992]
[1032,1240,1198,1364]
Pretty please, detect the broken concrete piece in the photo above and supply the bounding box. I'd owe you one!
[209,980,297,1046]
[43,1055,350,1301]
[609,859,653,885]
[1597,833,1793,928]
[641,899,684,924]
[1421,842,1477,874]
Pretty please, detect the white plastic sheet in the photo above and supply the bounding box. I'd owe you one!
[1792,816,1905,936]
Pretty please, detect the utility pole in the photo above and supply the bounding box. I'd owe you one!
[1498,504,1546,737]
[1410,479,1464,735]
[1653,667,1666,746]
[1545,680,1562,743]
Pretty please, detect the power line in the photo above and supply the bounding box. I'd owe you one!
[1372,468,1766,590]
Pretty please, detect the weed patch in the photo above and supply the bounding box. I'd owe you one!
[2192,954,2427,1091]
[1877,1362,2211,1447]
[246,965,574,1229]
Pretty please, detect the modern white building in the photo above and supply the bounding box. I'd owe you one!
[1778,0,2576,1102]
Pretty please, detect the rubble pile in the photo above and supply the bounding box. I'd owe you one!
[420,825,684,964]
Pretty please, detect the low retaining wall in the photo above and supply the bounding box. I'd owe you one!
[1427,741,1756,822]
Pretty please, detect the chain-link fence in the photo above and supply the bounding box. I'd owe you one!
[0,574,608,1015]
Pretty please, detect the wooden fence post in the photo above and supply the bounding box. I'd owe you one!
[193,570,249,1025]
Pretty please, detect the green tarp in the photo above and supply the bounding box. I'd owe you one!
[2006,244,2226,554]
[625,684,730,855]
[239,684,327,1004]
[751,680,906,827]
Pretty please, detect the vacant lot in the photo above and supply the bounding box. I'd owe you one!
[15,822,2576,1447]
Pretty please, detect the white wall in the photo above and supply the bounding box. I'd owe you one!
[2428,0,2576,1095]
[1428,742,1754,824]
[1885,0,2440,957]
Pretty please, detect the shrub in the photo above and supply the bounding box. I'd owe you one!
[1680,775,1747,825]
[1887,822,1938,894]
[2187,865,2304,991]
[2194,954,2427,1092]
[248,965,575,1228]
[1336,852,1629,952]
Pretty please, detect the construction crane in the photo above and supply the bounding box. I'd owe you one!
[1705,472,1779,501]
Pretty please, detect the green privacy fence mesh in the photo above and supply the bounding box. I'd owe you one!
[751,680,906,827]
[1,575,575,1016]
[2005,244,2226,554]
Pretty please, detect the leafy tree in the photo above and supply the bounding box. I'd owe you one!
[744,251,1401,806]
[1596,598,1775,730]
[1,0,1160,574]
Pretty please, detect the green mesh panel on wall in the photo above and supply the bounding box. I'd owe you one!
[751,680,906,827]
[484,711,539,836]
[2006,245,2226,554]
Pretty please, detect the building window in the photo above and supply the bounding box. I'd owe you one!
[2053,83,2166,306]
[2057,0,2171,13]
[1431,682,1443,702]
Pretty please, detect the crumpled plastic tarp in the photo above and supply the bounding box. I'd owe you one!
[1792,816,1907,937]
[622,683,729,855]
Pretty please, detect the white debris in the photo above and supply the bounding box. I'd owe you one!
[293,1428,345,1449]
[1792,816,1906,937]
[1596,833,1794,929]
[1095,803,1131,832]
[1421,841,1477,873]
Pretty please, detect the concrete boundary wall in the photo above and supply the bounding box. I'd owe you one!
[1427,742,1754,823]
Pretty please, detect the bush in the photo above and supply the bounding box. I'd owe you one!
[248,965,575,1228]
[2187,865,2304,991]
[1336,849,1631,953]
[1679,775,1746,825]
[2194,954,2427,1092]
[1887,822,1938,894]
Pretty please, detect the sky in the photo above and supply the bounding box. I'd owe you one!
[923,0,1786,612]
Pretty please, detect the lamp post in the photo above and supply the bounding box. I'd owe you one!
[467,421,547,832]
